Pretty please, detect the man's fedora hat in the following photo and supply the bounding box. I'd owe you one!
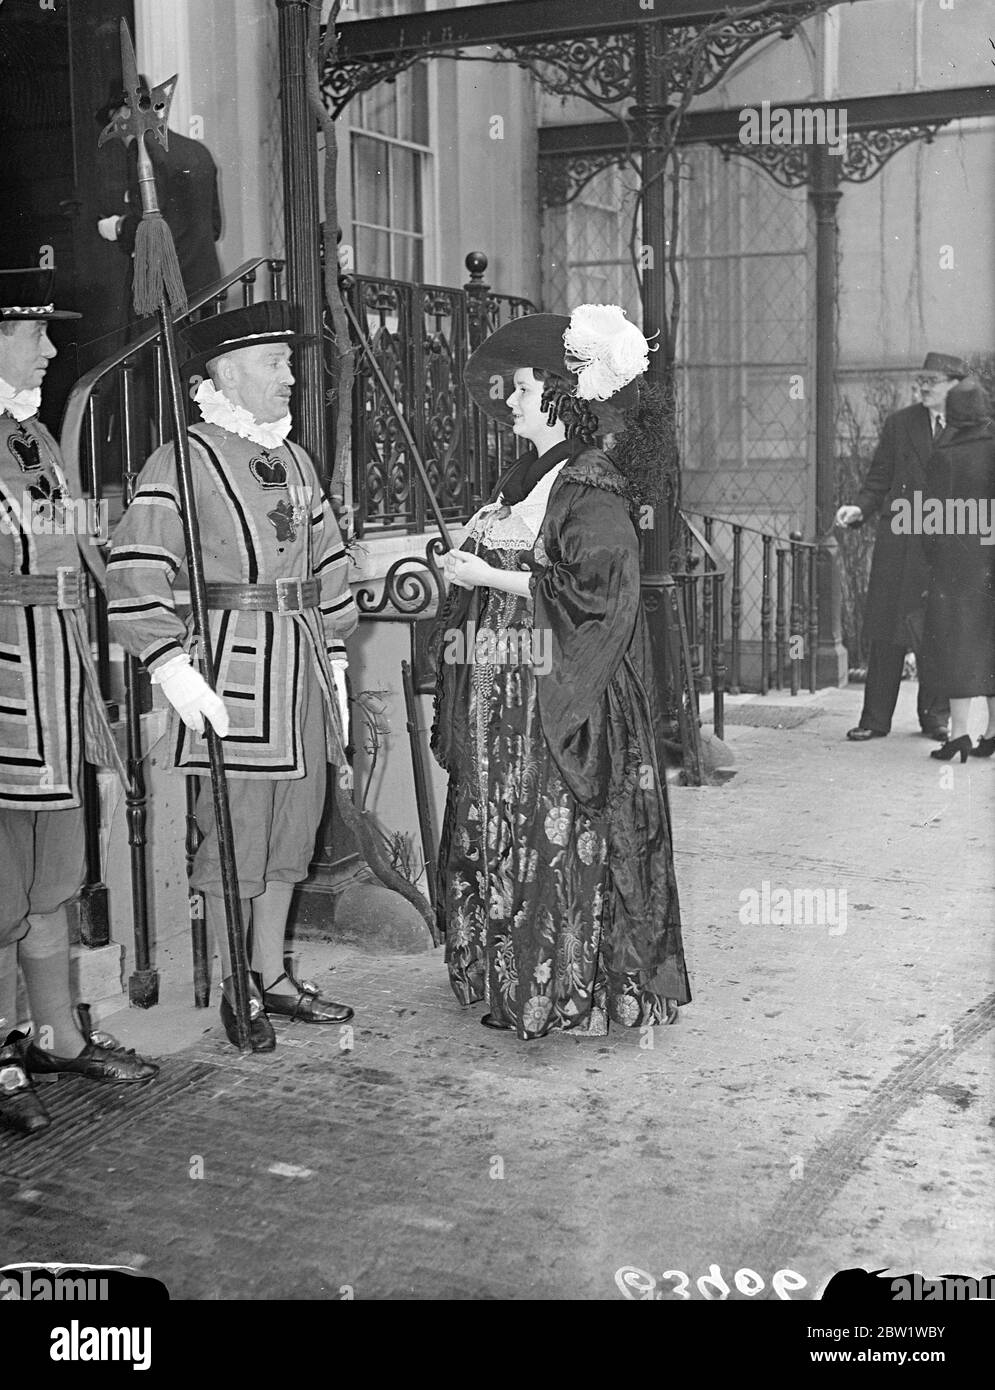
[179,301,314,378]
[464,306,649,433]
[0,268,80,321]
[920,352,969,378]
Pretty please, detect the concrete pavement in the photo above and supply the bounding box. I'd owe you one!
[1,681,991,1301]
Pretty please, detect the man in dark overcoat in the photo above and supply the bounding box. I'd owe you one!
[96,79,222,301]
[836,352,967,741]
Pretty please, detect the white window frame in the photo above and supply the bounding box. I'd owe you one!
[348,79,435,283]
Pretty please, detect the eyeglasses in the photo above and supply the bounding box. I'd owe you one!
[914,375,952,388]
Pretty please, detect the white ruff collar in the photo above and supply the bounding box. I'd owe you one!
[194,379,292,449]
[0,376,42,422]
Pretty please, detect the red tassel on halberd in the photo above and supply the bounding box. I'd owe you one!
[133,213,188,318]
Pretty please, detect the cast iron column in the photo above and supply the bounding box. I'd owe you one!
[630,21,678,723]
[808,144,847,685]
[277,0,327,467]
[278,0,343,927]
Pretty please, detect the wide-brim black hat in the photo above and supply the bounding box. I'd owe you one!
[0,268,80,321]
[463,313,638,433]
[179,301,314,378]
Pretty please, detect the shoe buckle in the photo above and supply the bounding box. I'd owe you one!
[276,576,303,613]
[0,1062,30,1093]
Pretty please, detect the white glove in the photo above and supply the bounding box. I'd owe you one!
[835,504,863,528]
[151,655,230,737]
[331,660,349,740]
[97,215,122,242]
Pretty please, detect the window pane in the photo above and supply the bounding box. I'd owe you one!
[357,80,397,139]
[352,134,390,227]
[391,146,422,234]
[392,234,423,285]
[397,63,429,146]
[355,226,391,280]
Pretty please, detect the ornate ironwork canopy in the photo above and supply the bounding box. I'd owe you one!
[324,0,860,116]
[537,85,995,199]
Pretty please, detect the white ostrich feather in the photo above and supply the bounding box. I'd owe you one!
[562,304,650,401]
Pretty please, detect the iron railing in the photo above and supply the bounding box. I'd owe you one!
[680,512,823,709]
[346,253,535,536]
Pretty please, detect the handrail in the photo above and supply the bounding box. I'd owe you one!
[679,509,726,573]
[682,508,823,549]
[58,258,272,588]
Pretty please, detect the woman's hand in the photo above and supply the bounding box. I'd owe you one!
[443,549,494,590]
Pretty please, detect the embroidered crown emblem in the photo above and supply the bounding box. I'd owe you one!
[8,427,43,473]
[249,452,288,488]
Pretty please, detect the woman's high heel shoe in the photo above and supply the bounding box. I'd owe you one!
[970,735,995,758]
[930,734,972,763]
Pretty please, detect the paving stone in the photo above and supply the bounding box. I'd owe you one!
[0,684,991,1301]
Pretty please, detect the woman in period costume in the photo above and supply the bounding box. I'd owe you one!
[923,379,995,763]
[431,305,691,1040]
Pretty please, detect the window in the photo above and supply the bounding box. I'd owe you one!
[676,144,811,482]
[349,0,431,283]
[541,162,643,320]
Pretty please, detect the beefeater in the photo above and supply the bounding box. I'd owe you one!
[107,301,358,1051]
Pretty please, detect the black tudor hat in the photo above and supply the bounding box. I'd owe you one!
[463,307,644,433]
[0,268,81,321]
[179,301,314,378]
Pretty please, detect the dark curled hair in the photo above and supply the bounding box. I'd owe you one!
[533,369,600,445]
[604,381,678,511]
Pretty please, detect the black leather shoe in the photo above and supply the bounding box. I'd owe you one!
[846,727,887,741]
[921,724,949,742]
[220,980,276,1052]
[481,1013,511,1030]
[19,1007,158,1084]
[970,735,995,758]
[263,972,353,1024]
[0,1035,51,1135]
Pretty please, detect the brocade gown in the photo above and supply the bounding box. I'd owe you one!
[432,443,691,1040]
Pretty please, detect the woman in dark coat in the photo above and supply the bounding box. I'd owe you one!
[923,380,995,761]
[431,306,691,1039]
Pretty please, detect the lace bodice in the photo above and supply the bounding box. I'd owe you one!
[465,459,568,555]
